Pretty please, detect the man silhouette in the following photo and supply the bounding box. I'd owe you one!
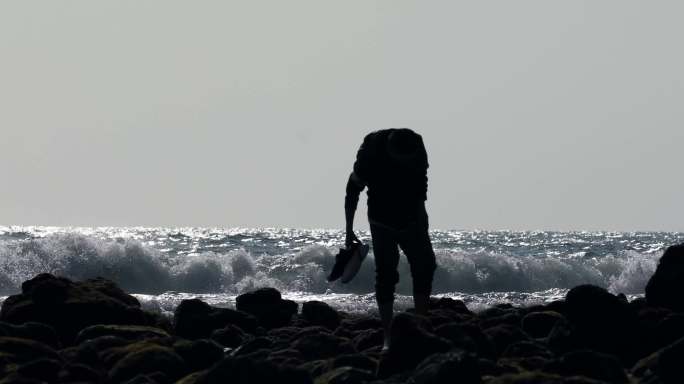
[345,128,437,348]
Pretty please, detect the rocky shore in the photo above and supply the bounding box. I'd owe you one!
[1,244,684,384]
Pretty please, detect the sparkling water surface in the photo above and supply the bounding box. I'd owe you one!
[1,226,681,315]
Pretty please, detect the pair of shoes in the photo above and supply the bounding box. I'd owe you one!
[327,242,370,283]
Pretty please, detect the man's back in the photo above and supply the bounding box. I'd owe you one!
[352,129,429,227]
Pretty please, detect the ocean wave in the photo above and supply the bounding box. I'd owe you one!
[0,233,662,297]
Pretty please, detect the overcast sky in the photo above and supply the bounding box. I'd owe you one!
[1,1,682,231]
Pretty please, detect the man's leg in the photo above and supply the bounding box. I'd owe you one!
[399,221,437,316]
[370,224,400,349]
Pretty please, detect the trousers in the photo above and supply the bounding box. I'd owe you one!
[369,214,437,303]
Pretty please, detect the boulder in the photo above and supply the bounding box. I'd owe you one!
[301,301,341,330]
[564,284,638,362]
[99,339,174,368]
[15,358,62,383]
[646,244,684,311]
[314,367,374,384]
[502,341,553,359]
[377,312,451,378]
[230,336,273,357]
[521,311,565,339]
[330,353,377,373]
[75,324,169,344]
[0,321,59,348]
[292,332,356,360]
[409,351,481,384]
[174,298,258,339]
[201,356,313,384]
[652,314,684,352]
[554,350,629,384]
[211,324,250,348]
[429,297,472,315]
[433,323,478,354]
[236,288,299,329]
[173,339,225,371]
[0,274,148,344]
[352,328,384,352]
[266,348,305,367]
[57,363,103,383]
[437,323,495,358]
[482,324,530,357]
[656,336,684,384]
[484,371,610,384]
[0,337,60,364]
[109,345,188,383]
[338,316,382,333]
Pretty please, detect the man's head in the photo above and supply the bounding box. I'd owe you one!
[387,128,420,161]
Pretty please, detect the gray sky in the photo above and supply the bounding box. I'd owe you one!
[1,1,682,231]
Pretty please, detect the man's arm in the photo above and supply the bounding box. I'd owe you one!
[345,134,373,247]
[417,134,429,201]
[345,172,365,246]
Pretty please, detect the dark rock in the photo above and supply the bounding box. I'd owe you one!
[433,322,479,354]
[174,298,258,339]
[201,356,313,384]
[522,311,565,339]
[314,367,375,384]
[58,363,103,383]
[76,324,169,344]
[0,337,59,364]
[564,284,638,362]
[429,297,472,315]
[121,374,163,384]
[176,371,206,384]
[100,339,174,368]
[230,336,273,357]
[109,345,187,383]
[377,312,451,378]
[557,350,628,384]
[173,339,225,372]
[338,316,382,333]
[301,301,341,330]
[547,318,578,355]
[15,358,62,383]
[236,288,299,329]
[289,326,333,341]
[65,335,131,367]
[498,356,552,373]
[657,336,684,384]
[0,374,46,384]
[485,371,610,383]
[409,351,481,384]
[292,332,356,360]
[482,324,530,357]
[480,312,522,330]
[646,244,684,311]
[477,357,515,377]
[0,274,148,344]
[211,324,249,348]
[0,321,59,349]
[331,353,377,373]
[652,314,684,352]
[266,348,305,367]
[502,341,553,359]
[299,359,331,377]
[352,328,384,352]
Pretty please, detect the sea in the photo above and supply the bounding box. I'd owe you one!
[1,226,682,317]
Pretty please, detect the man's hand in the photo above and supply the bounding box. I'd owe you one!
[345,231,360,248]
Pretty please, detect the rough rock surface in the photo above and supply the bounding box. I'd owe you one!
[0,274,148,344]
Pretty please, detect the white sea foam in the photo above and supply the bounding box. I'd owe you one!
[0,231,665,301]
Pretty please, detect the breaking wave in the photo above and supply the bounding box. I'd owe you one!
[0,232,662,297]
